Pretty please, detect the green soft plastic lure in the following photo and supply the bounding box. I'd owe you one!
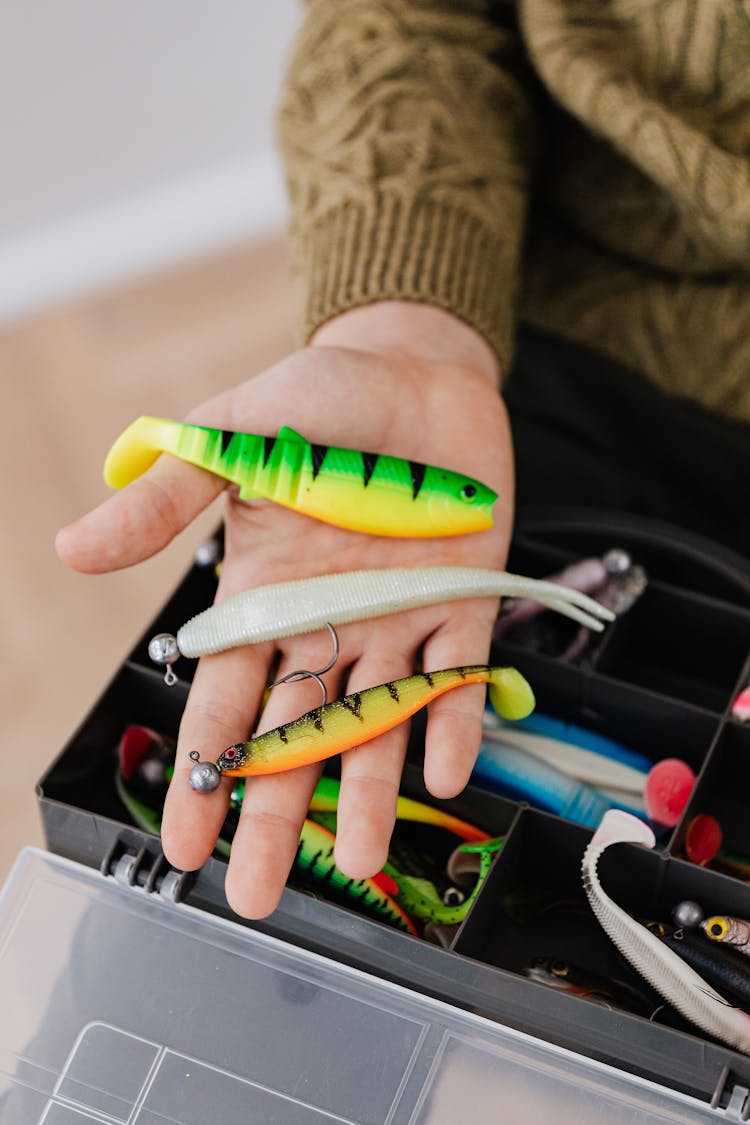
[292,816,419,935]
[381,838,505,926]
[306,777,504,926]
[103,416,497,537]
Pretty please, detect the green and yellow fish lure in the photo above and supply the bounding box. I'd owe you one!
[103,416,497,537]
[216,665,535,777]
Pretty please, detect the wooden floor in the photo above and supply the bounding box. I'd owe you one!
[0,236,296,882]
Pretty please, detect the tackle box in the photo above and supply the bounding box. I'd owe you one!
[5,509,750,1122]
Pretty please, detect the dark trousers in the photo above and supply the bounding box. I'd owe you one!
[504,328,750,559]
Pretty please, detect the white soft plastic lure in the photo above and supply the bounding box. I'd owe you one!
[481,722,648,796]
[163,567,615,662]
[582,810,750,1054]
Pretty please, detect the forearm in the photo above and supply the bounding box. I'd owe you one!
[278,0,536,374]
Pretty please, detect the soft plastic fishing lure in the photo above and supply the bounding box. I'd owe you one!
[148,567,614,680]
[307,776,502,926]
[522,956,659,1017]
[115,728,497,933]
[582,810,750,1054]
[114,743,417,934]
[703,915,750,955]
[309,775,490,844]
[481,715,650,797]
[195,665,534,782]
[381,837,504,926]
[732,684,750,722]
[647,923,750,1010]
[472,740,647,828]
[104,416,497,538]
[292,816,419,934]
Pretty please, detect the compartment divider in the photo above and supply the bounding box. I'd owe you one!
[671,721,750,875]
[592,582,750,711]
[448,801,527,952]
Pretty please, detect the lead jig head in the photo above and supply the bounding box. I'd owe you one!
[188,750,222,792]
[148,632,180,685]
[672,899,704,931]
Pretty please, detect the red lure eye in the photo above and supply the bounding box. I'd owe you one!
[224,748,237,760]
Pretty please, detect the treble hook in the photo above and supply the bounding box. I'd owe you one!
[267,623,340,706]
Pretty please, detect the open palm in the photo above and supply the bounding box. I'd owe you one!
[56,340,514,917]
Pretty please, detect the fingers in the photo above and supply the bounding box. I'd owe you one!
[334,643,418,880]
[160,640,272,872]
[56,457,223,573]
[225,631,345,918]
[421,598,499,799]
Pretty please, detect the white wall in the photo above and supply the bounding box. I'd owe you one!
[0,1,300,322]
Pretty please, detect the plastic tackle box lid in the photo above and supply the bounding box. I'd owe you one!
[0,848,726,1125]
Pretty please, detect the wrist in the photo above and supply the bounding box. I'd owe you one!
[311,301,500,387]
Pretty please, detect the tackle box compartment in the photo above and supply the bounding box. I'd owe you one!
[7,514,750,1121]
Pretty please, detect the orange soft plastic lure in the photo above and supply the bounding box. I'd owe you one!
[213,665,534,778]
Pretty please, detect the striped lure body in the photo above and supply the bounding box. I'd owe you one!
[307,776,500,926]
[216,665,535,777]
[103,416,497,537]
[294,817,418,935]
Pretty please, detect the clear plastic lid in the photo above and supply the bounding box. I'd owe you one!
[0,848,722,1123]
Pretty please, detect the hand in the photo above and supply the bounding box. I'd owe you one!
[56,303,514,918]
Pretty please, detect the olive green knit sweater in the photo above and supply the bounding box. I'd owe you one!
[277,0,750,423]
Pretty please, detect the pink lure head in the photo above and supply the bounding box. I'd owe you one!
[644,759,695,827]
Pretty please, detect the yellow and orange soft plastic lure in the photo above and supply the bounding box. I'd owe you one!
[103,416,497,538]
[210,665,534,779]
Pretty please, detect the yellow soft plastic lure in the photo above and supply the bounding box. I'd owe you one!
[103,416,497,537]
[215,665,534,777]
[309,775,491,843]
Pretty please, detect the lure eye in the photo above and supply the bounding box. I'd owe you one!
[442,887,465,907]
[223,748,238,761]
[550,961,569,977]
[706,917,728,940]
[460,484,477,502]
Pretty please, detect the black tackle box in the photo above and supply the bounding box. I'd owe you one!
[4,509,750,1122]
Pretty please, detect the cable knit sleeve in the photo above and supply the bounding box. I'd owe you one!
[276,0,538,375]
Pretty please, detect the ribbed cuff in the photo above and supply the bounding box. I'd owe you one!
[294,192,520,379]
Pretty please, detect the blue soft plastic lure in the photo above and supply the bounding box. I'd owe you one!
[471,741,648,829]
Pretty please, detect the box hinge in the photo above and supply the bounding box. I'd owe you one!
[100,838,194,903]
[712,1067,750,1121]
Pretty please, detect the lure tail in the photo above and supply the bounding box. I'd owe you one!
[104,416,185,488]
[487,668,536,721]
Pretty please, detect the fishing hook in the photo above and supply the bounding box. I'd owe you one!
[266,623,340,706]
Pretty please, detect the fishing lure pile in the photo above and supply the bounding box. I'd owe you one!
[104,416,626,786]
[582,810,750,1054]
[115,724,503,939]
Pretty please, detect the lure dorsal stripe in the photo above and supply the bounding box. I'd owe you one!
[362,452,378,486]
[310,443,328,479]
[409,461,426,499]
